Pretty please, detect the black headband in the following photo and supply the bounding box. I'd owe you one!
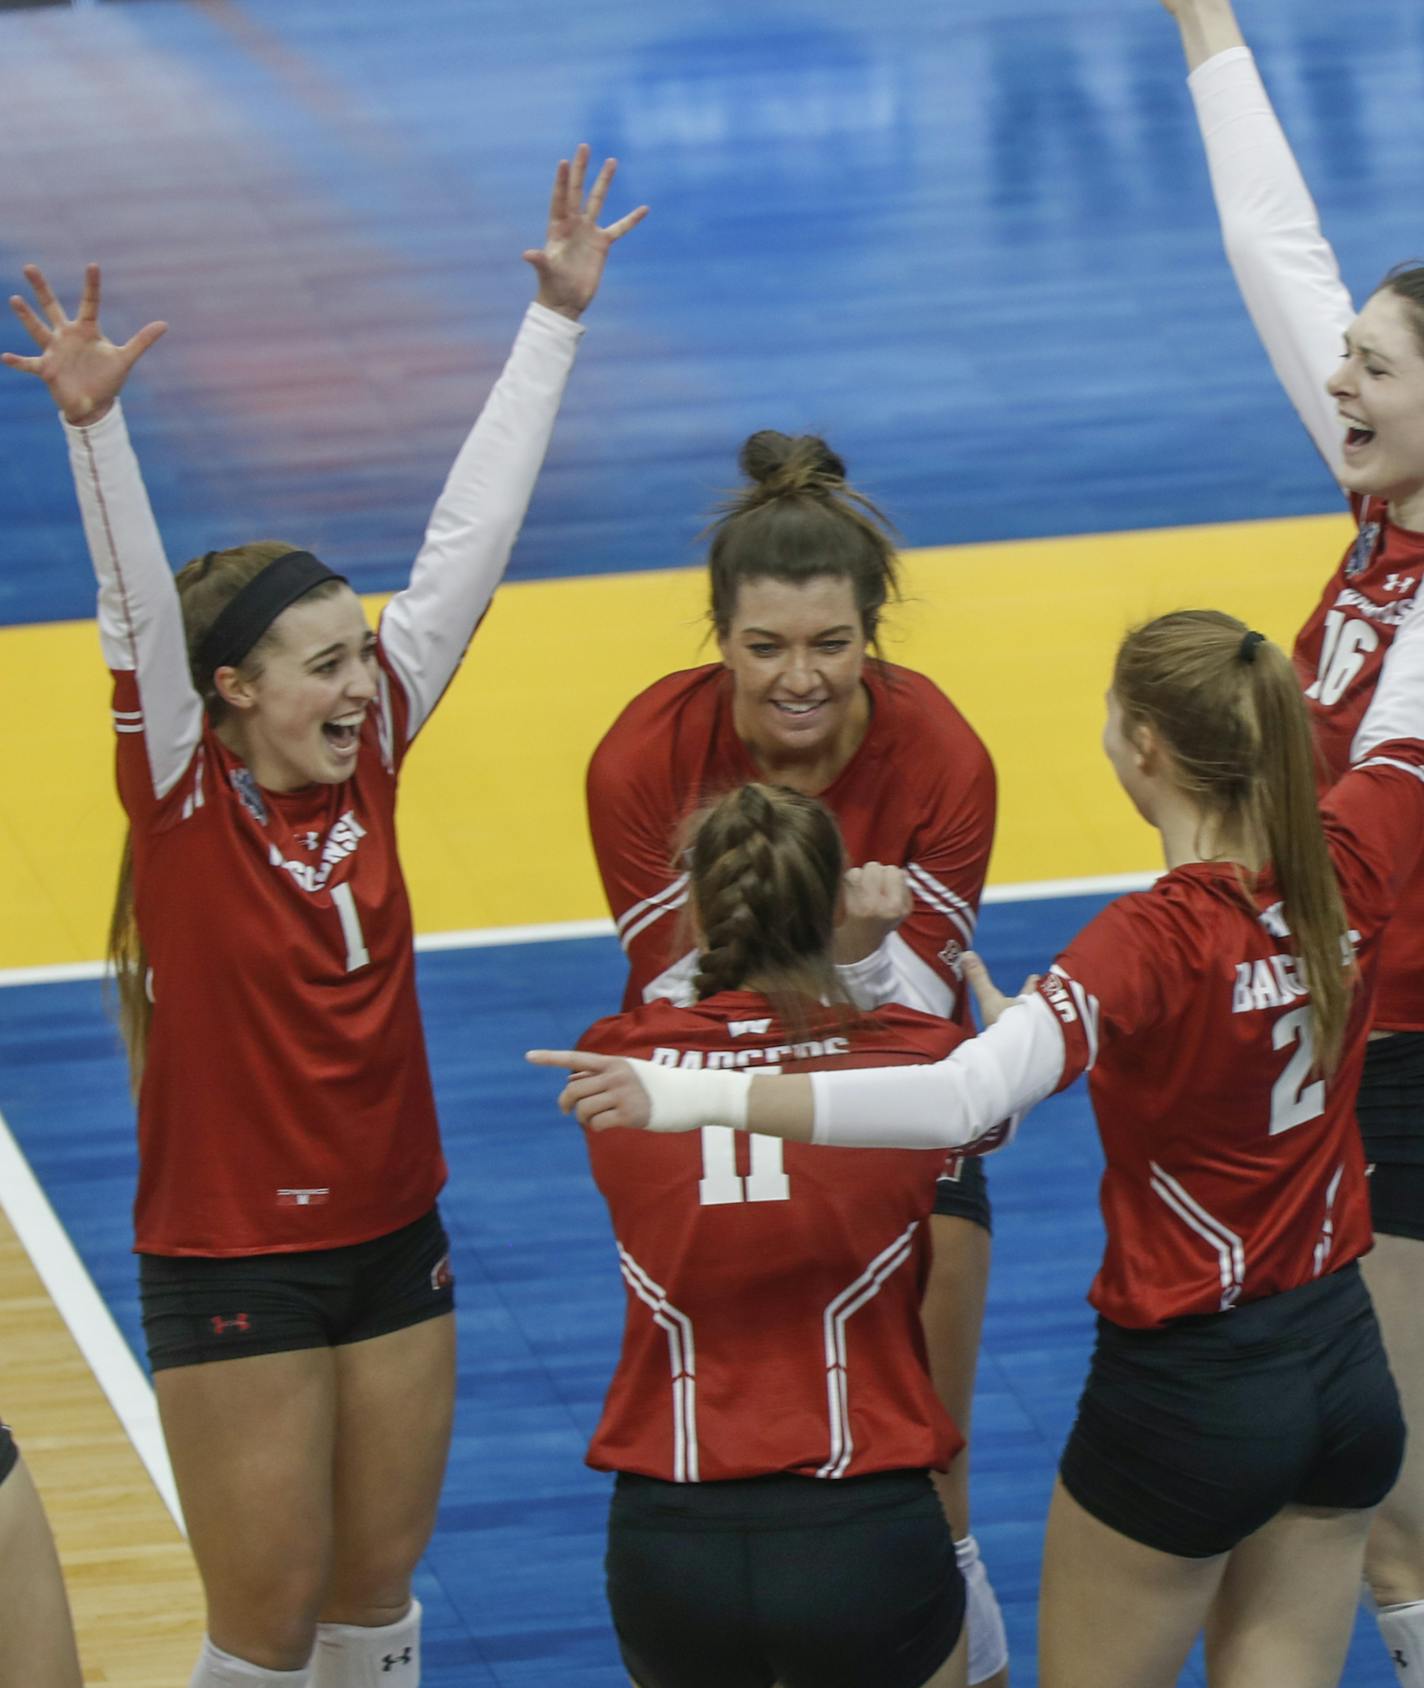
[198,550,347,674]
[1239,630,1267,664]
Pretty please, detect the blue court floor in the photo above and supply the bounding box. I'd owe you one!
[0,895,1398,1686]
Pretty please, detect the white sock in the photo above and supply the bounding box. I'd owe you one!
[188,1636,311,1688]
[310,1598,421,1687]
[1379,1600,1424,1688]
[955,1535,1009,1686]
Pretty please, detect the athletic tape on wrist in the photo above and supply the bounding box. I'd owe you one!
[630,1057,751,1134]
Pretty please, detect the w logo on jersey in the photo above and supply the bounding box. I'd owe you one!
[1345,520,1382,579]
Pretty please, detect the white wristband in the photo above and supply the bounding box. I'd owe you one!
[630,1059,752,1134]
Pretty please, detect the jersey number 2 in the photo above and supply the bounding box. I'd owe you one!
[1269,1007,1325,1136]
[698,1127,790,1205]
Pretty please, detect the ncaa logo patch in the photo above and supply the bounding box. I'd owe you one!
[1345,520,1382,579]
[229,765,270,825]
[938,938,964,976]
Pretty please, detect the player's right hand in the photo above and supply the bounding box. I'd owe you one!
[526,1049,654,1131]
[834,862,913,965]
[3,264,166,425]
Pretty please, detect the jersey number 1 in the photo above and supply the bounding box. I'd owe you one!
[331,883,370,972]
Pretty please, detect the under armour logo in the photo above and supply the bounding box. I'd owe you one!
[1395,1650,1408,1669]
[382,1649,413,1671]
[210,1314,250,1334]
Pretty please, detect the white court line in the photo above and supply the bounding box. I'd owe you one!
[0,874,1155,989]
[0,1105,184,1530]
[0,867,1155,1520]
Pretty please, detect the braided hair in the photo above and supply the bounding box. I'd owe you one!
[688,783,848,1032]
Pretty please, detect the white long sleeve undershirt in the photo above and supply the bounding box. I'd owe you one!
[807,991,1066,1151]
[645,930,956,1018]
[67,301,582,799]
[1187,47,1354,484]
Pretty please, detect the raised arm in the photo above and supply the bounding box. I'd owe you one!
[379,147,648,743]
[3,265,200,802]
[1161,0,1354,480]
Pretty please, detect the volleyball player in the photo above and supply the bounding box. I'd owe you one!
[537,601,1424,1688]
[585,430,1007,1687]
[1157,3,1424,1677]
[0,1426,82,1688]
[578,780,1012,1688]
[3,148,645,1688]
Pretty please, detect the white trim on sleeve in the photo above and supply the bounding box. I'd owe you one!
[66,401,202,801]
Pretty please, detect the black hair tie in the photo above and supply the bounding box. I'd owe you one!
[1239,630,1266,664]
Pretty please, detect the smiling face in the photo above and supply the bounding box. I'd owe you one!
[718,575,869,769]
[1327,289,1424,516]
[215,585,378,790]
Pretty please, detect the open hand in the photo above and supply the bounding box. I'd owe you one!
[524,144,648,321]
[526,1048,653,1131]
[3,264,166,425]
[962,952,1041,1028]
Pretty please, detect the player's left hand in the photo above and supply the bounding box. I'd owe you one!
[962,952,1041,1027]
[834,862,913,965]
[526,1048,653,1131]
[524,145,648,321]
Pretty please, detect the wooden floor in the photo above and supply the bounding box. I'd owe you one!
[1,1206,202,1686]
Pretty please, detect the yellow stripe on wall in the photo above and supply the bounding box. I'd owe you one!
[0,511,1350,970]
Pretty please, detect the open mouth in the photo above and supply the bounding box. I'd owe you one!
[322,720,362,751]
[1343,420,1376,451]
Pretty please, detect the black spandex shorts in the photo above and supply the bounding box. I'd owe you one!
[0,1421,15,1488]
[1357,1031,1424,1164]
[139,1206,455,1372]
[606,1469,964,1688]
[1367,1161,1424,1243]
[1360,1032,1424,1239]
[932,1154,991,1232]
[1059,1263,1403,1559]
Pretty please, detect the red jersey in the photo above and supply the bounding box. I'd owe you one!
[579,992,964,1483]
[115,658,444,1255]
[586,662,995,1023]
[68,305,585,1254]
[1043,745,1424,1327]
[1293,496,1424,1029]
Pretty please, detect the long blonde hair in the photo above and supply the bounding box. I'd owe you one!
[1113,610,1354,1072]
[107,541,342,1092]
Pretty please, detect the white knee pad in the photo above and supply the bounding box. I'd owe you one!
[187,1636,311,1688]
[955,1535,1009,1686]
[1379,1599,1424,1688]
[310,1598,421,1687]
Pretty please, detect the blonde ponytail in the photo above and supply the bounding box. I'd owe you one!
[1113,611,1353,1072]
